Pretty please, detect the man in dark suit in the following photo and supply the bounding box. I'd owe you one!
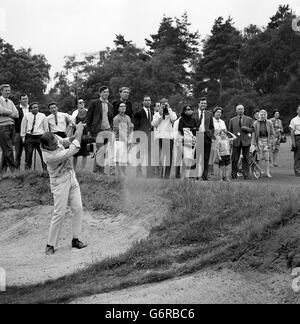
[15,94,30,170]
[229,104,254,180]
[112,87,133,119]
[133,95,154,178]
[86,86,114,174]
[193,97,215,181]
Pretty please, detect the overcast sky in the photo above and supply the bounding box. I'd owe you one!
[0,0,299,82]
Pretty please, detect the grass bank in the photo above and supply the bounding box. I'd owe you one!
[1,174,300,303]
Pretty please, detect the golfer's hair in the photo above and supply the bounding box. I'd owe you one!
[40,132,55,149]
[199,97,207,102]
[143,95,151,100]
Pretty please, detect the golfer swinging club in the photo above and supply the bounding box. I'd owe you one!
[41,123,87,255]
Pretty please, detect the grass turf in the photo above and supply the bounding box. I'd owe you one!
[1,173,300,303]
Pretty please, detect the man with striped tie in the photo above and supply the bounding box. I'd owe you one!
[21,102,48,170]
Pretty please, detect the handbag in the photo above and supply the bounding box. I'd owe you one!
[280,134,287,144]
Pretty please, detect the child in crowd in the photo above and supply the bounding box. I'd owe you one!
[217,130,237,181]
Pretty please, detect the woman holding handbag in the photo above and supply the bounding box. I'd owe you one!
[252,110,275,178]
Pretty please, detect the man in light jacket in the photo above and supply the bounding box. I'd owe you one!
[0,84,19,176]
[229,104,254,180]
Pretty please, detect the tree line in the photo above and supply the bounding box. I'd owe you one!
[1,5,299,130]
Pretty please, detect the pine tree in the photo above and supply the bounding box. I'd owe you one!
[192,17,244,104]
[145,12,200,66]
[268,4,292,29]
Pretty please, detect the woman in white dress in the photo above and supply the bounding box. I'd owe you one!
[208,107,227,175]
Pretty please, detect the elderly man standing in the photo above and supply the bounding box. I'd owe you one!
[229,104,254,180]
[290,105,300,177]
[41,123,87,255]
[0,84,19,176]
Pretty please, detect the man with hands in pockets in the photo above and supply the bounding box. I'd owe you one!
[41,123,87,256]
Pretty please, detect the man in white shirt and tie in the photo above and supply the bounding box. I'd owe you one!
[15,94,30,170]
[0,84,19,176]
[47,102,73,138]
[21,102,48,170]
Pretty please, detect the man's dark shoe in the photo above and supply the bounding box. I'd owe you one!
[72,239,88,250]
[45,245,55,256]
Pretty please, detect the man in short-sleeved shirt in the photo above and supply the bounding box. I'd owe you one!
[289,106,300,176]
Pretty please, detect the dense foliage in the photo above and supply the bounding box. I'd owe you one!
[1,5,299,127]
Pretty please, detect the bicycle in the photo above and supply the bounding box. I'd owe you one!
[237,149,262,179]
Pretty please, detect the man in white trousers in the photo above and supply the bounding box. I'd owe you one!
[41,123,87,255]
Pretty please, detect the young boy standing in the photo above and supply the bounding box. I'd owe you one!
[217,130,237,182]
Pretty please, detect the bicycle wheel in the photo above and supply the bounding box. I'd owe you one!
[251,163,261,179]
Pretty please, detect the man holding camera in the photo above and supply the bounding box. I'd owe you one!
[229,104,254,180]
[41,123,87,255]
[290,105,300,177]
[152,98,177,179]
